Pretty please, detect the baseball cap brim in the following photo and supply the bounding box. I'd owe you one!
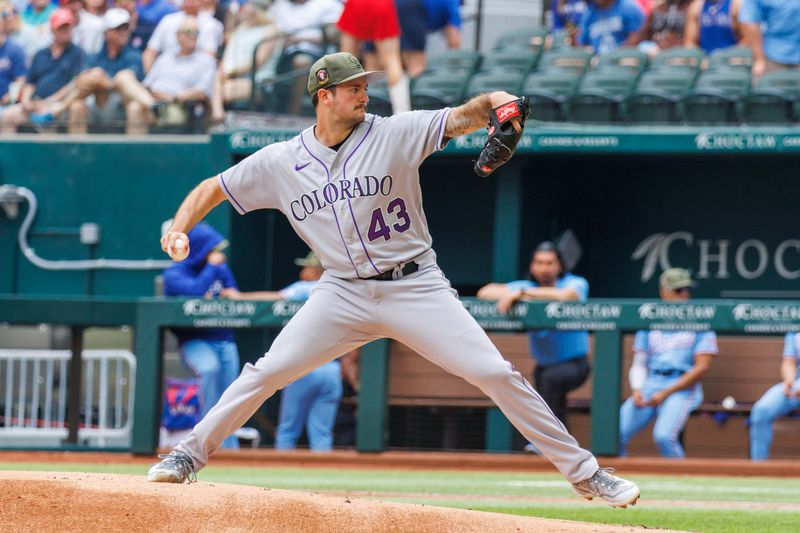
[333,70,386,88]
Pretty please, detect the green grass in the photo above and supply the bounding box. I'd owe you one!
[3,462,799,532]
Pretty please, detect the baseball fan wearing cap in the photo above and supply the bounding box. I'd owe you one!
[221,252,345,451]
[4,7,86,131]
[619,268,719,458]
[152,51,641,509]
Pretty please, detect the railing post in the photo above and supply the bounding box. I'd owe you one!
[66,325,84,445]
[591,330,623,456]
[356,338,390,452]
[131,302,163,455]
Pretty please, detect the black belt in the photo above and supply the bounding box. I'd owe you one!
[368,261,419,281]
[653,369,683,377]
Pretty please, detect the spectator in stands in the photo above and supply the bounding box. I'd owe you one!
[268,0,342,115]
[63,0,104,55]
[577,0,645,54]
[365,0,462,79]
[740,0,800,79]
[143,0,222,73]
[211,0,279,118]
[0,0,27,132]
[749,332,800,461]
[222,252,343,451]
[684,0,743,54]
[17,0,54,58]
[46,8,150,134]
[625,0,693,55]
[477,242,591,432]
[143,16,216,126]
[162,221,240,449]
[131,0,175,51]
[3,8,86,131]
[550,0,588,45]
[619,268,718,458]
[337,0,410,114]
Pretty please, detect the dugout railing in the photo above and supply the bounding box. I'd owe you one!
[2,295,799,456]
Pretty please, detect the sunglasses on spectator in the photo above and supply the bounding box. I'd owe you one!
[112,23,130,31]
[672,287,690,294]
[178,28,199,37]
[0,8,18,18]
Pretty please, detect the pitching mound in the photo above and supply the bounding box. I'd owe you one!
[1,471,672,533]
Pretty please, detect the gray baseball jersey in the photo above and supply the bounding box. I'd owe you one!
[175,109,600,484]
[218,110,449,279]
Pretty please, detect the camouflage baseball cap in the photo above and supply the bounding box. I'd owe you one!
[294,251,322,269]
[307,52,385,96]
[659,268,694,291]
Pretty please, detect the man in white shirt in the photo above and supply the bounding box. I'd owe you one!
[142,0,222,72]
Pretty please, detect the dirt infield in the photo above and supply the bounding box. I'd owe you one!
[0,471,680,533]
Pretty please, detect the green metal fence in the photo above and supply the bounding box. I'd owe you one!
[2,295,798,455]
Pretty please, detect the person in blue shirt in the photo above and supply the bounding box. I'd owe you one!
[132,0,177,51]
[749,332,800,460]
[163,222,241,449]
[222,251,344,451]
[684,0,743,54]
[5,8,86,131]
[578,0,645,54]
[35,8,152,134]
[0,1,27,133]
[478,241,591,431]
[619,268,718,458]
[740,0,800,79]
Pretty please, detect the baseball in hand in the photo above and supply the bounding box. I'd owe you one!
[172,237,189,261]
[721,396,736,410]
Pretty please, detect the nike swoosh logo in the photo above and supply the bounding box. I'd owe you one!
[295,162,311,171]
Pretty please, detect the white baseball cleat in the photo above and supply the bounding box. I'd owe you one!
[147,450,197,483]
[572,468,640,508]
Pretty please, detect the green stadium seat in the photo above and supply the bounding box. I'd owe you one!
[366,78,393,116]
[537,48,594,74]
[462,71,526,101]
[626,68,697,123]
[567,67,639,123]
[708,46,753,72]
[649,46,705,72]
[549,29,571,49]
[493,26,548,53]
[425,49,481,75]
[521,69,582,122]
[683,69,751,124]
[479,48,540,75]
[741,69,800,124]
[595,48,649,74]
[411,70,471,109]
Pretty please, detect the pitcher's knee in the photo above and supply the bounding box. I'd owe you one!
[468,360,517,389]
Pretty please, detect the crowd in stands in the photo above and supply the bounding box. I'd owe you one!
[0,0,798,134]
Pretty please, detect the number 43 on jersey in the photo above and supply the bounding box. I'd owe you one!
[368,197,411,242]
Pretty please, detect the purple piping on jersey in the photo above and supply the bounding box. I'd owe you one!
[435,108,451,150]
[342,117,381,275]
[300,131,363,279]
[217,173,246,215]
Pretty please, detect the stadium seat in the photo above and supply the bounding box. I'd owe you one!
[479,48,540,75]
[683,69,751,124]
[462,71,526,101]
[741,69,800,124]
[537,48,594,74]
[425,49,482,75]
[411,70,471,109]
[521,69,582,122]
[595,48,649,74]
[649,46,705,72]
[626,68,697,123]
[567,67,639,123]
[493,26,548,53]
[366,79,393,116]
[707,46,753,72]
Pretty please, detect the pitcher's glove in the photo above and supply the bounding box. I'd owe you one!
[474,97,530,177]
